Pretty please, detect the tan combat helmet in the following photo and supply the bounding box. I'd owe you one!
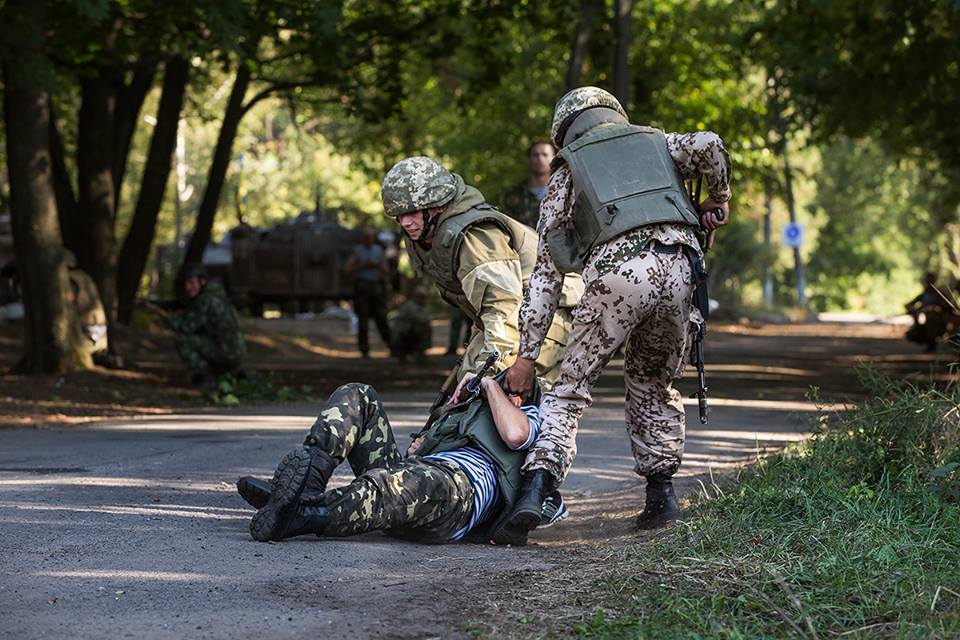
[551,86,628,147]
[380,156,459,218]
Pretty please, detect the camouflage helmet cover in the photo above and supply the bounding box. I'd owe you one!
[381,156,459,217]
[551,86,628,146]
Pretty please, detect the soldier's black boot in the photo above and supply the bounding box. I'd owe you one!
[301,435,339,497]
[250,444,338,542]
[508,470,556,530]
[236,476,271,509]
[250,449,313,541]
[275,503,332,539]
[635,473,681,530]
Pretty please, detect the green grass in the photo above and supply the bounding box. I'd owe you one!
[572,374,960,639]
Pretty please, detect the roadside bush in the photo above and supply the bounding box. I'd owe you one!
[207,372,314,406]
[576,374,960,639]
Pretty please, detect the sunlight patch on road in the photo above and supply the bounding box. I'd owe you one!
[34,569,222,582]
[0,501,248,520]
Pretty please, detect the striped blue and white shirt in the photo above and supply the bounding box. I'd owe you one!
[424,405,541,541]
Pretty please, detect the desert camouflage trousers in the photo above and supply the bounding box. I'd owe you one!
[524,243,696,481]
[304,383,474,543]
[174,333,242,376]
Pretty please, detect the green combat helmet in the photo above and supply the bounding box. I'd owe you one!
[551,86,628,147]
[381,156,459,218]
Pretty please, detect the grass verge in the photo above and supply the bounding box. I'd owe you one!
[480,374,960,639]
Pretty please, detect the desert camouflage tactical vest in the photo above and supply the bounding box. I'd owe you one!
[547,109,700,273]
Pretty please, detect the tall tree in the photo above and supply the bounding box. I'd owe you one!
[116,56,189,322]
[612,0,631,105]
[566,0,603,91]
[2,0,88,372]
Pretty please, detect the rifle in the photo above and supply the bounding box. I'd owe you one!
[687,175,712,424]
[413,350,500,439]
[428,356,463,414]
[690,323,709,424]
[117,299,182,313]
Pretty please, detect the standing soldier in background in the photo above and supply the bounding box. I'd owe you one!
[347,227,393,359]
[146,263,246,390]
[502,141,556,229]
[504,87,731,533]
[380,156,583,385]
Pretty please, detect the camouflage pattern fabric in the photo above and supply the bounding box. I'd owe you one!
[518,131,732,483]
[381,156,460,217]
[166,281,245,375]
[174,333,240,377]
[390,299,432,359]
[501,180,543,228]
[524,247,695,480]
[302,383,474,543]
[353,280,392,355]
[551,86,628,146]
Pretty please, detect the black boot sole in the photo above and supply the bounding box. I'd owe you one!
[250,449,311,542]
[508,503,543,531]
[635,509,682,530]
[236,476,272,509]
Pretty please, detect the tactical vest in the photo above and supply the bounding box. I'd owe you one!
[416,373,541,543]
[407,184,581,320]
[547,110,700,273]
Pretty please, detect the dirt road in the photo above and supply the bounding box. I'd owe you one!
[0,321,950,639]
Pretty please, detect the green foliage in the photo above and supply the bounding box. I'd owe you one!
[806,139,940,313]
[206,371,313,406]
[566,374,960,638]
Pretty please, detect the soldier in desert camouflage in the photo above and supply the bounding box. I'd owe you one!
[503,87,732,532]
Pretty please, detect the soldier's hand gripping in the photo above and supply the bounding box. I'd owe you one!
[503,357,536,398]
[699,198,729,250]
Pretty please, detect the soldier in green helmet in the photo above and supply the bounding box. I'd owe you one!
[503,86,732,533]
[146,263,246,390]
[379,156,583,386]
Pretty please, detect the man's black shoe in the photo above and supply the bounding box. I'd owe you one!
[538,490,569,529]
[250,449,313,542]
[635,473,681,530]
[508,470,555,530]
[237,476,271,509]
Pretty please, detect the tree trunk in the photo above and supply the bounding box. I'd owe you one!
[179,64,251,278]
[612,0,631,106]
[48,106,78,253]
[2,0,88,373]
[76,69,119,347]
[116,57,189,323]
[566,0,603,91]
[113,56,158,210]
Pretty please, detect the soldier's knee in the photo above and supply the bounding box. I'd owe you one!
[333,382,380,404]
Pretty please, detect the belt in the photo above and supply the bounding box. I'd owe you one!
[650,240,683,255]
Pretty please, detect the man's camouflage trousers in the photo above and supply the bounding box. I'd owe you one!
[302,383,474,543]
[174,333,242,377]
[524,242,696,481]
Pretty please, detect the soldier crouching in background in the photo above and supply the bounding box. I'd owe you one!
[145,263,246,390]
[390,286,433,363]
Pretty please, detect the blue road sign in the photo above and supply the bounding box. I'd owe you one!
[783,222,803,249]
